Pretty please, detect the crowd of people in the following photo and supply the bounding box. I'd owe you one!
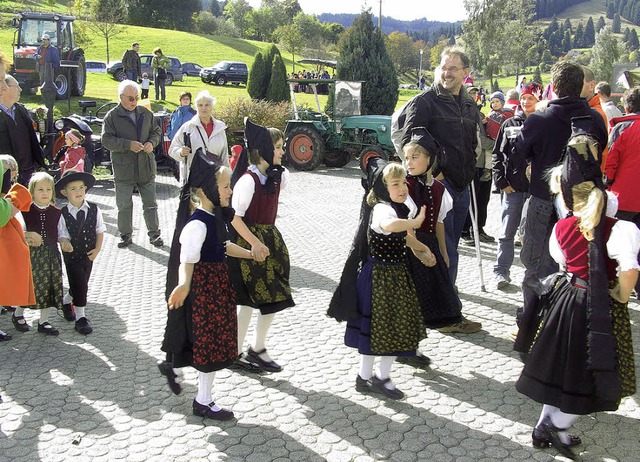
[1,41,639,460]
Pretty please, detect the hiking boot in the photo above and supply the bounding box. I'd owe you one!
[438,317,482,334]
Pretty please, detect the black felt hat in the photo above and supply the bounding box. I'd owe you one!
[244,118,274,166]
[189,148,222,206]
[365,156,391,204]
[55,170,95,198]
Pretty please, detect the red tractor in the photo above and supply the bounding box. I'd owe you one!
[11,12,86,99]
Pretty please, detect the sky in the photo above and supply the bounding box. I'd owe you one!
[245,0,468,23]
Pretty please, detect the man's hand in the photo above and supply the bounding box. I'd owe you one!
[502,185,516,194]
[143,142,154,153]
[130,140,145,152]
[87,248,100,261]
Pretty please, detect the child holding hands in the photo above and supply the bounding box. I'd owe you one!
[343,159,435,399]
[56,170,105,334]
[12,172,64,335]
[59,129,86,175]
[163,152,254,421]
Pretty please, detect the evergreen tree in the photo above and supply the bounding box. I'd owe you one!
[266,54,290,103]
[630,28,640,50]
[575,22,585,47]
[584,17,596,46]
[613,12,621,33]
[624,27,631,43]
[596,16,605,32]
[563,18,572,31]
[247,52,266,99]
[263,44,281,97]
[563,30,572,51]
[210,0,222,16]
[607,1,615,19]
[532,65,543,86]
[335,10,398,115]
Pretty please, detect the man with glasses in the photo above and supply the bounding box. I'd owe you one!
[35,34,60,85]
[0,74,45,186]
[394,47,482,334]
[102,80,163,248]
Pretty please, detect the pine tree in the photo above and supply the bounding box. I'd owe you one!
[263,44,281,98]
[532,65,543,86]
[607,1,615,19]
[210,0,222,16]
[266,54,290,103]
[563,30,572,51]
[334,10,398,115]
[575,23,585,48]
[584,17,596,46]
[248,52,266,99]
[624,27,631,43]
[613,13,621,33]
[596,16,605,32]
[630,29,640,50]
[563,18,572,31]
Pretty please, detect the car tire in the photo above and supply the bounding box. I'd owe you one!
[285,126,325,171]
[215,75,227,86]
[165,73,173,86]
[114,68,126,82]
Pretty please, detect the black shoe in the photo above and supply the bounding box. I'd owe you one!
[370,376,404,400]
[158,361,182,395]
[396,352,431,368]
[75,317,93,335]
[539,415,576,460]
[118,234,132,248]
[246,347,282,372]
[12,314,30,332]
[532,425,581,448]
[0,331,12,341]
[192,400,234,421]
[355,375,372,393]
[61,303,75,321]
[230,353,262,372]
[460,233,475,246]
[479,231,495,243]
[37,322,59,336]
[149,234,164,247]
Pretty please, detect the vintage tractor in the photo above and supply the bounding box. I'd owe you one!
[284,79,396,171]
[11,12,87,99]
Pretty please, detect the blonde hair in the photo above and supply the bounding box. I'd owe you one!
[28,172,56,204]
[366,162,406,206]
[403,142,431,159]
[189,166,232,211]
[0,154,18,174]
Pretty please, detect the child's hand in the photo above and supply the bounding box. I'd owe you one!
[413,205,426,229]
[87,248,100,261]
[168,284,189,310]
[60,239,73,253]
[416,249,436,267]
[25,231,42,247]
[251,241,270,262]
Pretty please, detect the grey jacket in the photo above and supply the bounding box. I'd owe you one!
[102,104,161,184]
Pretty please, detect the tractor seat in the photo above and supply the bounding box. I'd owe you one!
[79,100,97,116]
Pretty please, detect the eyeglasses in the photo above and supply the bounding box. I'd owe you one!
[441,66,468,73]
[122,95,139,102]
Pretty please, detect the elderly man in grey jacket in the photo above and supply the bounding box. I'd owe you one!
[102,80,163,248]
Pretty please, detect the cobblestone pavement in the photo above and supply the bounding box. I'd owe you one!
[1,163,639,462]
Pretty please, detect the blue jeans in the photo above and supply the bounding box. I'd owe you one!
[442,179,471,284]
[494,191,529,279]
[125,70,138,82]
[518,196,558,324]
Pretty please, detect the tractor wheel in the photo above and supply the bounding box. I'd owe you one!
[54,70,70,100]
[359,145,387,172]
[323,150,351,168]
[285,126,325,171]
[71,54,86,97]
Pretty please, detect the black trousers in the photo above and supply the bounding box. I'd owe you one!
[64,256,93,307]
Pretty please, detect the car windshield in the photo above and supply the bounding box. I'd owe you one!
[19,19,58,46]
[212,61,230,69]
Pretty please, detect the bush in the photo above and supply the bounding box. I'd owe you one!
[216,97,291,144]
[193,11,240,37]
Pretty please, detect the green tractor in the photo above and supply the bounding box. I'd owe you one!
[284,79,396,171]
[11,12,87,99]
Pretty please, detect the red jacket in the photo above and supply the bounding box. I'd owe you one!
[606,113,640,212]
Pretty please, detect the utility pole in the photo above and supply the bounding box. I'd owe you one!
[378,0,382,30]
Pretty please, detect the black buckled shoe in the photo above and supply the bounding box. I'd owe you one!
[355,375,372,393]
[61,303,75,321]
[12,314,30,332]
[75,317,93,335]
[158,361,181,395]
[370,376,405,400]
[246,347,282,372]
[0,331,12,341]
[37,322,59,336]
[230,353,262,373]
[192,400,234,421]
[538,415,577,460]
[532,424,581,448]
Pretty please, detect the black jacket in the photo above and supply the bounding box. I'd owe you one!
[0,103,45,170]
[516,96,607,202]
[400,83,478,192]
[492,108,529,192]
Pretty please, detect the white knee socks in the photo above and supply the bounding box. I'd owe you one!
[253,313,275,355]
[236,305,253,355]
[359,355,375,380]
[196,371,216,406]
[39,307,51,324]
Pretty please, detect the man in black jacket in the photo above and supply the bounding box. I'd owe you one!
[515,61,607,329]
[0,75,45,186]
[398,47,478,287]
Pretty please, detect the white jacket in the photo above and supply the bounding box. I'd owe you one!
[169,114,230,183]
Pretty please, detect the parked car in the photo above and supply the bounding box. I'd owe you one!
[86,61,107,73]
[182,62,203,77]
[200,61,248,86]
[107,54,183,85]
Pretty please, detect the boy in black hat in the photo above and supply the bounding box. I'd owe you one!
[56,170,106,334]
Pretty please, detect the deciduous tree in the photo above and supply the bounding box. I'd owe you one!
[590,26,619,81]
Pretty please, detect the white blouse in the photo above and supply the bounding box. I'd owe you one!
[370,196,418,235]
[179,207,215,264]
[549,219,640,275]
[232,165,290,217]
